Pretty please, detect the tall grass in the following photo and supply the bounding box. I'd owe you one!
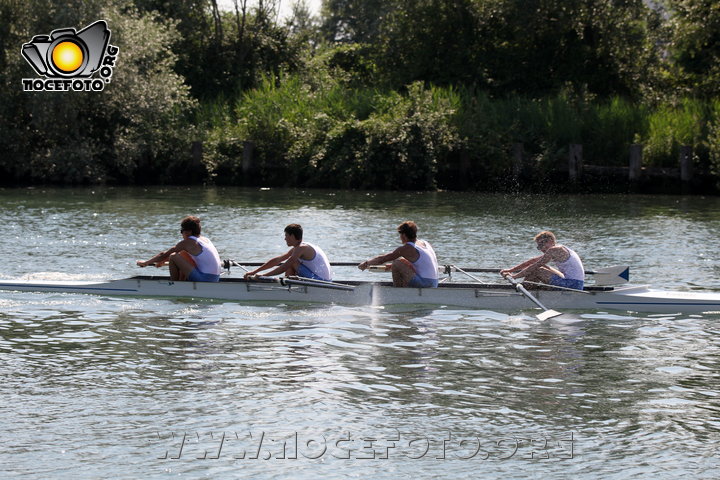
[583,97,648,166]
[198,74,720,190]
[642,98,711,167]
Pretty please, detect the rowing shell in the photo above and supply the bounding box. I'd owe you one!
[1,276,719,315]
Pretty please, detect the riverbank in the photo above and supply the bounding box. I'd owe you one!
[5,84,719,194]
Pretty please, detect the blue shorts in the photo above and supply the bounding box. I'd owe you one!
[408,274,439,288]
[549,275,583,290]
[298,264,330,281]
[188,269,220,282]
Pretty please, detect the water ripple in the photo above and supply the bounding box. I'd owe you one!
[2,189,720,478]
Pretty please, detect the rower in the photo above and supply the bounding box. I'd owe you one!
[243,224,333,281]
[358,221,439,288]
[500,230,585,290]
[136,216,222,282]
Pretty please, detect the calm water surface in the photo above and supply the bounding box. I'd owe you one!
[1,187,719,479]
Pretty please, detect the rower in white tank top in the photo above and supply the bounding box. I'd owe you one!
[358,221,439,288]
[500,231,585,291]
[407,240,439,281]
[188,235,222,276]
[298,242,333,281]
[243,224,333,282]
[136,216,222,283]
[555,246,584,281]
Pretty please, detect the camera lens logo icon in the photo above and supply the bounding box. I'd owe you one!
[52,41,85,74]
[22,20,110,78]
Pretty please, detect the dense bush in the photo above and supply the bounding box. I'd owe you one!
[203,75,460,189]
[200,62,720,191]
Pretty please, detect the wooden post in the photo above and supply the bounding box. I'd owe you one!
[459,150,470,189]
[679,145,693,182]
[629,144,643,181]
[512,142,523,178]
[191,141,203,167]
[242,140,255,174]
[569,144,583,182]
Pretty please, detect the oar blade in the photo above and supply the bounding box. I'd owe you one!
[536,309,563,321]
[592,266,630,286]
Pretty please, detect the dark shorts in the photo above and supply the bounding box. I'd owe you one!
[549,274,583,290]
[408,274,439,288]
[188,269,220,282]
[298,264,330,282]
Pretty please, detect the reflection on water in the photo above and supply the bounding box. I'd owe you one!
[1,188,719,478]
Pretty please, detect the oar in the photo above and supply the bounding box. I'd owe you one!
[452,265,484,283]
[502,274,562,321]
[522,280,590,293]
[442,264,629,275]
[367,264,391,272]
[282,276,355,291]
[222,259,250,272]
[226,261,363,267]
[444,265,630,285]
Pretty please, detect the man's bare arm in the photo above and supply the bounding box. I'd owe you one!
[245,250,292,277]
[137,240,189,267]
[359,244,414,270]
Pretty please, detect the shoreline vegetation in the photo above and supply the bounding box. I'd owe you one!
[2,1,720,194]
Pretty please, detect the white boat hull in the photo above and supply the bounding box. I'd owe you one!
[1,276,720,314]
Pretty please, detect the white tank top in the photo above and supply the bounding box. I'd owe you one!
[555,246,584,281]
[188,236,222,275]
[299,242,333,280]
[407,240,438,280]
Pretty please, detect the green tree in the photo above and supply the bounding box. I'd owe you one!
[487,0,660,98]
[377,0,480,88]
[320,0,397,43]
[135,0,304,99]
[663,0,720,97]
[375,0,660,99]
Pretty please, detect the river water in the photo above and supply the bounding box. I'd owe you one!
[0,187,719,479]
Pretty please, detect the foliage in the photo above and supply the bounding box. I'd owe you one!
[202,61,682,190]
[1,0,720,190]
[202,61,460,189]
[102,6,198,182]
[663,0,720,98]
[0,0,197,184]
[642,98,712,167]
[583,96,649,167]
[373,0,661,100]
[135,0,306,99]
[708,100,720,184]
[348,82,461,189]
[449,90,649,187]
[320,0,397,43]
